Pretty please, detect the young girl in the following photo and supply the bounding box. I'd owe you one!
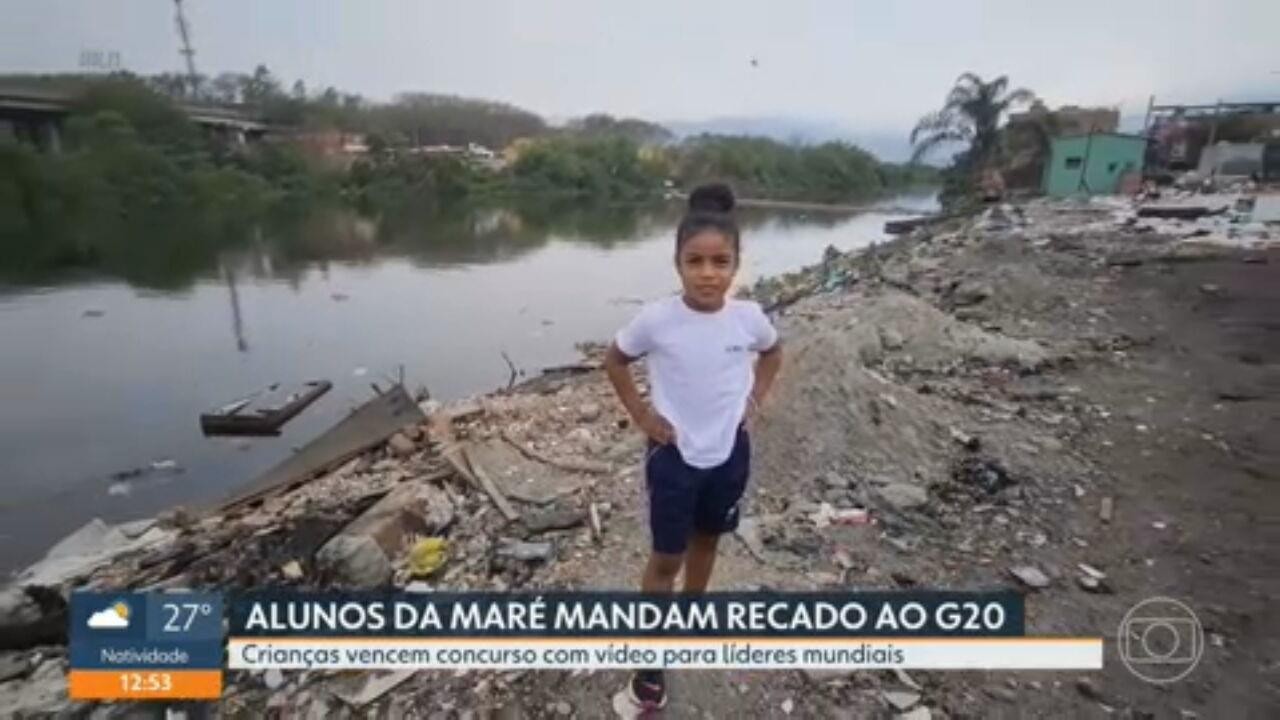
[604,183,783,711]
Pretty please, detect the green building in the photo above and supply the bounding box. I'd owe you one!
[1043,133,1147,196]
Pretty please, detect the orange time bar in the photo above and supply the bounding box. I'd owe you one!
[69,670,222,700]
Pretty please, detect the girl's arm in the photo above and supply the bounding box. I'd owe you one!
[749,343,783,415]
[604,342,675,444]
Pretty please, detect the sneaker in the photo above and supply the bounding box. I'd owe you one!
[627,669,667,711]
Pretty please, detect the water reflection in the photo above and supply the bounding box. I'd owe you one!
[0,198,882,291]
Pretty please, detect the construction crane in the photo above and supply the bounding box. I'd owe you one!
[173,0,199,96]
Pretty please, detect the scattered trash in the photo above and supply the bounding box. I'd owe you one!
[81,308,105,318]
[1077,575,1112,594]
[495,539,554,562]
[14,194,1268,715]
[832,508,872,525]
[387,432,416,457]
[407,538,448,577]
[884,690,921,711]
[949,427,981,451]
[1009,565,1050,589]
[1099,497,1114,523]
[952,456,1014,495]
[1074,564,1103,581]
[589,503,603,542]
[1074,677,1104,703]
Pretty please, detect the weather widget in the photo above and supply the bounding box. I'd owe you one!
[68,592,223,701]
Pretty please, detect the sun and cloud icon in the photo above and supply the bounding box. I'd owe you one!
[87,600,132,630]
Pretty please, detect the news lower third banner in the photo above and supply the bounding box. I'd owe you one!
[227,591,1103,671]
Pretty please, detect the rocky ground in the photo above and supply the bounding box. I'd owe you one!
[2,196,1278,719]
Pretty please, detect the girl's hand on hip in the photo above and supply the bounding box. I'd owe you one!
[639,409,675,445]
[744,394,762,431]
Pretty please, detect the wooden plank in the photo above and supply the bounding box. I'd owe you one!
[200,380,332,436]
[221,385,424,510]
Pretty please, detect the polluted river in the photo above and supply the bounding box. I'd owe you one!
[0,193,937,573]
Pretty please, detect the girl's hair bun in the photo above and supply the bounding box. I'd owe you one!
[688,183,735,214]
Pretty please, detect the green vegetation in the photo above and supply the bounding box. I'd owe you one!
[1,69,942,283]
[673,135,933,202]
[508,136,662,199]
[0,76,329,286]
[910,72,1036,207]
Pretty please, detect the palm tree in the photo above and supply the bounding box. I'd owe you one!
[910,73,1036,170]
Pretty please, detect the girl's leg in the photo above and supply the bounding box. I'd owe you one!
[681,531,720,593]
[641,551,684,592]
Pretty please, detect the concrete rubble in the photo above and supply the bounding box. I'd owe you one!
[2,191,1275,717]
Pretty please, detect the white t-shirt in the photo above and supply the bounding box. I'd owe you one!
[615,295,779,469]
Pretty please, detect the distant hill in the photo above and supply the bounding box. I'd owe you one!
[663,115,917,163]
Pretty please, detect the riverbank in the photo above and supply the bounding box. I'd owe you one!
[3,195,1278,717]
[0,198,935,573]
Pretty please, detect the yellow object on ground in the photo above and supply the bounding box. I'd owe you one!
[408,537,448,576]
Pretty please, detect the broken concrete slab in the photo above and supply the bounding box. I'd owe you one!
[0,653,32,683]
[314,481,455,586]
[0,586,67,650]
[466,439,592,506]
[224,385,425,509]
[315,535,394,587]
[0,659,68,717]
[876,483,929,511]
[17,519,176,588]
[521,507,587,535]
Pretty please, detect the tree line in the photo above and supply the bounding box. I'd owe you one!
[0,69,940,280]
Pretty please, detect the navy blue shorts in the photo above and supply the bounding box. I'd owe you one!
[645,427,751,555]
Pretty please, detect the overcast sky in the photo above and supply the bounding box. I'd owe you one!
[4,0,1278,134]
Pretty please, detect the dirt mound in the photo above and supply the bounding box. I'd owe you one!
[752,289,1049,500]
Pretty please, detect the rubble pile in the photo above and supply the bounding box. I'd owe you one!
[2,191,1275,717]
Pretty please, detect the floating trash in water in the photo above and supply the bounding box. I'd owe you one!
[82,309,106,318]
[353,367,369,377]
[331,292,349,302]
[107,482,131,497]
